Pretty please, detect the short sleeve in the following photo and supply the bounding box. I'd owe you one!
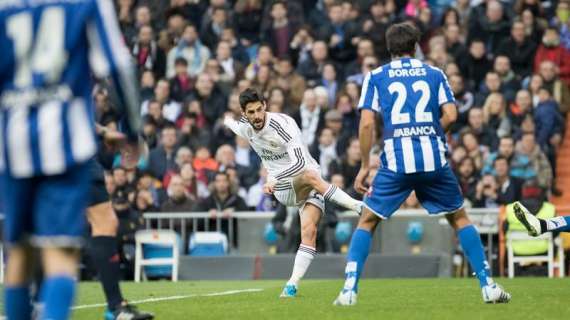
[358,72,380,112]
[437,70,455,106]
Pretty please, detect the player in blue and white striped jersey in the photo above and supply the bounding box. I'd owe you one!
[334,23,511,306]
[0,1,140,319]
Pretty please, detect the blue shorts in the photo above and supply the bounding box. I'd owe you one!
[364,166,464,219]
[1,162,90,247]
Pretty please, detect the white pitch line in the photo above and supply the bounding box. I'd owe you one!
[73,288,264,310]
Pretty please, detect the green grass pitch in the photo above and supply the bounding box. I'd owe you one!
[3,278,570,319]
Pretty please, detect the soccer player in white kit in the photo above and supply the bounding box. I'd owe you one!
[224,88,363,298]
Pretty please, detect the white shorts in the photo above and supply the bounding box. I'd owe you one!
[273,180,325,213]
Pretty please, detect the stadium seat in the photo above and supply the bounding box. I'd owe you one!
[135,230,180,282]
[188,232,228,256]
[507,231,565,278]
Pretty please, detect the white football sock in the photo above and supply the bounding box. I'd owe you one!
[323,185,361,212]
[287,244,316,286]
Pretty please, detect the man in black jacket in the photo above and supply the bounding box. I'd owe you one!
[496,21,537,78]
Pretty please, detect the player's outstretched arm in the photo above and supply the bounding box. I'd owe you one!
[355,109,376,194]
[88,0,140,141]
[440,103,457,132]
[223,113,248,138]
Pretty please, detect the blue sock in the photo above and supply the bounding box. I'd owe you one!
[544,216,570,232]
[457,225,492,288]
[343,229,372,293]
[5,286,32,320]
[40,275,76,320]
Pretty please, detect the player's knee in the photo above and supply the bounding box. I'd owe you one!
[302,170,321,186]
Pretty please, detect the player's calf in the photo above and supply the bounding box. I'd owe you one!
[40,247,80,320]
[281,203,321,298]
[4,245,35,320]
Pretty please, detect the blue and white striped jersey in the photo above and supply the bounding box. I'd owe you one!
[0,0,139,178]
[359,58,455,174]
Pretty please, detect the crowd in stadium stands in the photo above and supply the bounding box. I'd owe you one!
[93,0,569,251]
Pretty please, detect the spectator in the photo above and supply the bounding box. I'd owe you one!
[521,8,545,45]
[344,38,375,78]
[319,63,340,105]
[216,40,244,85]
[201,7,230,51]
[467,0,511,57]
[528,73,545,106]
[534,27,570,86]
[324,109,353,156]
[329,138,361,189]
[482,93,511,139]
[162,146,193,189]
[473,174,500,208]
[141,79,182,122]
[460,130,486,171]
[346,55,378,86]
[459,39,491,90]
[293,89,326,147]
[193,146,219,185]
[234,0,263,45]
[534,87,564,153]
[169,57,194,102]
[195,171,248,246]
[147,124,178,180]
[271,57,306,108]
[482,136,536,180]
[140,69,156,101]
[297,40,330,87]
[455,157,479,206]
[192,73,227,127]
[134,189,160,214]
[261,1,299,59]
[466,108,498,151]
[492,55,521,102]
[136,170,165,208]
[361,0,392,63]
[516,132,553,190]
[215,144,258,189]
[538,60,570,114]
[131,25,166,79]
[509,89,533,128]
[161,174,195,212]
[246,167,277,211]
[141,115,159,150]
[475,71,502,107]
[449,73,475,132]
[444,24,468,68]
[245,44,274,81]
[317,1,357,63]
[180,162,209,201]
[220,27,250,66]
[235,136,261,174]
[496,21,537,78]
[289,26,315,66]
[166,24,211,78]
[310,127,338,179]
[493,156,523,205]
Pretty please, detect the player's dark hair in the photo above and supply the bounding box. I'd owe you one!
[239,88,264,111]
[386,22,420,57]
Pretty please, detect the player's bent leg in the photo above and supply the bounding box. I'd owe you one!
[40,247,80,320]
[87,202,154,320]
[281,202,322,298]
[334,208,381,306]
[294,170,362,213]
[4,245,35,320]
[445,209,511,304]
[514,201,570,235]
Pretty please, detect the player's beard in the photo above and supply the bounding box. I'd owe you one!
[251,115,265,130]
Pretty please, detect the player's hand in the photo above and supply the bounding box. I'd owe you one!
[263,181,276,195]
[354,167,370,195]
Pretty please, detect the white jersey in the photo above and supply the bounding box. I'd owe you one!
[224,112,319,182]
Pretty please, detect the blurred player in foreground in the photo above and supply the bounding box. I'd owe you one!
[224,88,362,298]
[0,0,141,319]
[333,23,511,306]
